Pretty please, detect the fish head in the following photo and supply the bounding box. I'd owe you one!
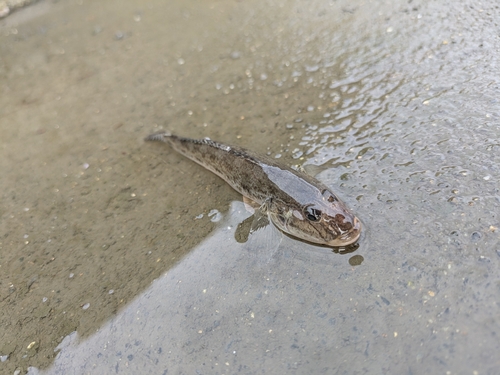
[267,189,361,247]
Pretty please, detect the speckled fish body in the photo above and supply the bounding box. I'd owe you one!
[145,132,361,246]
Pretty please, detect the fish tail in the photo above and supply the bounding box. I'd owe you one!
[144,131,173,143]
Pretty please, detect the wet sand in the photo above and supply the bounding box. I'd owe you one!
[1,0,500,374]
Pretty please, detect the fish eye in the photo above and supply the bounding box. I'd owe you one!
[322,190,337,203]
[304,206,322,222]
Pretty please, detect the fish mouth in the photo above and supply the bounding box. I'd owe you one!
[329,216,362,247]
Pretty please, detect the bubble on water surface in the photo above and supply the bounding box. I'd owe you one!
[208,209,222,222]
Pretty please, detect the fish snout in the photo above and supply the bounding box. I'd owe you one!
[330,216,362,246]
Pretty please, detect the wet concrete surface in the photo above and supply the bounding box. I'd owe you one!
[0,1,39,19]
[1,0,500,374]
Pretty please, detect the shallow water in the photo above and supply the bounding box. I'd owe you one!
[1,0,500,374]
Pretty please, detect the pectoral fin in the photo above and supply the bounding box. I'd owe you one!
[235,197,283,257]
[234,215,254,243]
[234,205,270,243]
[250,208,270,234]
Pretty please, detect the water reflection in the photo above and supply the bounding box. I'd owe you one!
[33,202,358,374]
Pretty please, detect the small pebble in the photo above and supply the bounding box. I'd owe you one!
[471,232,481,241]
[349,255,364,266]
[478,256,490,263]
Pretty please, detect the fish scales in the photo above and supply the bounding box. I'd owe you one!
[165,135,276,203]
[145,132,361,246]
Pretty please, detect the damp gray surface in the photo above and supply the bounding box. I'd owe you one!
[1,0,500,374]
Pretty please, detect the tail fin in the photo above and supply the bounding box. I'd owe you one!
[144,131,172,142]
